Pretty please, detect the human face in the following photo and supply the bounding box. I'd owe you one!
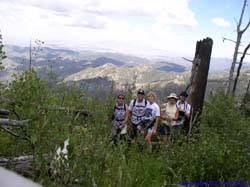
[148,94,155,103]
[137,94,144,101]
[117,96,125,105]
[179,95,186,103]
[169,98,176,105]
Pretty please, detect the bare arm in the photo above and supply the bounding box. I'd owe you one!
[185,112,190,119]
[160,103,167,119]
[173,108,179,121]
[154,116,159,131]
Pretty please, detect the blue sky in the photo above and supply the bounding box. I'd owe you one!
[0,0,249,59]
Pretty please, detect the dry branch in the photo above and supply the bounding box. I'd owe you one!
[182,57,194,63]
[0,125,32,145]
[0,155,35,166]
[238,52,250,55]
[222,37,237,44]
[233,43,250,94]
[0,154,49,167]
[0,109,11,116]
[0,118,31,126]
[0,109,20,120]
[0,126,21,138]
[227,0,250,93]
[246,80,250,94]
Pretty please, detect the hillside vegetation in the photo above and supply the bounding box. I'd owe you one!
[2,45,250,99]
[1,70,250,187]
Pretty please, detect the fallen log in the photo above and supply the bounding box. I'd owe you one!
[0,118,31,126]
[0,155,35,166]
[0,109,21,120]
[0,154,49,165]
[0,109,11,116]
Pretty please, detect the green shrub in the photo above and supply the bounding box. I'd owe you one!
[1,76,250,187]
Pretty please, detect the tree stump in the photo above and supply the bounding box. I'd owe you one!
[188,38,213,137]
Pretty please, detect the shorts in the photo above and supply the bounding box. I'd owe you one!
[159,124,170,136]
[113,123,127,135]
[147,125,156,134]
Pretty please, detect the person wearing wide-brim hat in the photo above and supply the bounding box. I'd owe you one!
[159,93,179,143]
[167,93,178,100]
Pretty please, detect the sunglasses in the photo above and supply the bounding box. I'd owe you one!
[118,97,125,100]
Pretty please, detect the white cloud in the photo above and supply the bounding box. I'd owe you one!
[1,0,235,58]
[0,0,197,29]
[83,0,197,27]
[212,17,231,28]
[0,0,197,51]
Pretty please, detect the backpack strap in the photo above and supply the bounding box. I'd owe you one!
[114,104,126,111]
[132,99,136,108]
[132,99,147,111]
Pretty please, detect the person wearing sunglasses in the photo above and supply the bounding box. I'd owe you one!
[111,94,129,145]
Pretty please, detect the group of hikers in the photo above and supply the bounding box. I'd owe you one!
[111,89,191,151]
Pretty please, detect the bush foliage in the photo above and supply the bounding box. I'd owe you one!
[0,71,250,187]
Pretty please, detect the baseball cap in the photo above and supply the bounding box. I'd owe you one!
[180,91,188,97]
[137,89,145,95]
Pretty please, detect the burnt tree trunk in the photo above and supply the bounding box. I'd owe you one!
[189,38,213,135]
[232,43,250,94]
[227,0,250,94]
[246,79,250,95]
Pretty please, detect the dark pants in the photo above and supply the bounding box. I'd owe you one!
[130,123,139,139]
[159,124,171,136]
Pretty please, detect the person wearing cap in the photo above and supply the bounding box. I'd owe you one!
[159,93,179,143]
[177,91,191,120]
[111,94,129,145]
[176,91,191,132]
[128,89,148,140]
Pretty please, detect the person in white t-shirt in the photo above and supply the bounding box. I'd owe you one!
[144,91,160,152]
[128,89,148,139]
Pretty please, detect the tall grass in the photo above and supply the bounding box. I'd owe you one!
[1,71,250,186]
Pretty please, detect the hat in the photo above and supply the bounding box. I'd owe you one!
[180,91,188,97]
[137,89,145,95]
[167,93,178,99]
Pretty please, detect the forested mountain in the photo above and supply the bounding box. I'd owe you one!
[1,44,249,98]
